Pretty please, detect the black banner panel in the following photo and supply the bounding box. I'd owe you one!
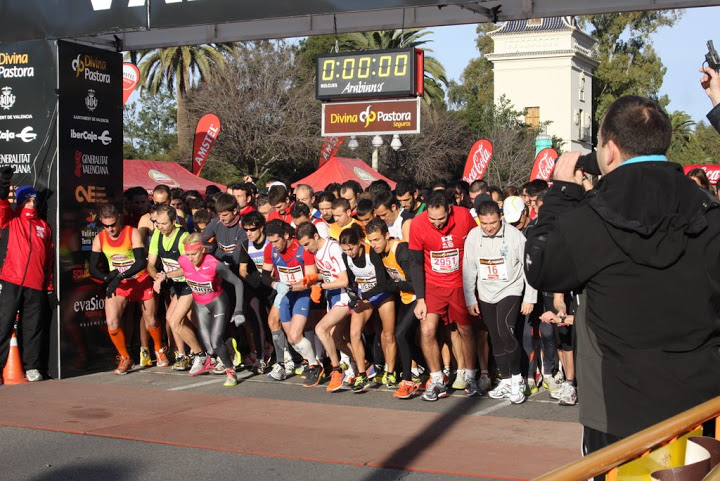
[0,0,147,42]
[0,40,59,377]
[57,41,123,378]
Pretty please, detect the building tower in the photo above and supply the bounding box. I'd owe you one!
[487,17,598,153]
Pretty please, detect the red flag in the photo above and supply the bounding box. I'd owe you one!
[462,139,493,183]
[529,148,559,181]
[192,114,221,176]
[122,62,140,106]
[319,136,345,168]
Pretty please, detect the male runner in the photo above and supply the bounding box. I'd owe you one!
[373,190,412,241]
[296,222,352,392]
[261,220,324,387]
[408,191,479,400]
[89,204,167,374]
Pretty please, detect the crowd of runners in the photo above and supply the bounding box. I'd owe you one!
[91,175,587,405]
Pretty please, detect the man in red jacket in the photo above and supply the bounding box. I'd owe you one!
[0,166,55,383]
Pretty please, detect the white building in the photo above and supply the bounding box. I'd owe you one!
[487,17,598,153]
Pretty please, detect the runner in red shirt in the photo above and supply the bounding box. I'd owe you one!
[408,191,479,401]
[267,185,294,224]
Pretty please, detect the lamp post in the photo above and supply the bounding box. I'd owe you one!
[348,135,403,171]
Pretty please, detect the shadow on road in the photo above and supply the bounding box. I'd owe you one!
[362,395,480,480]
[29,461,132,481]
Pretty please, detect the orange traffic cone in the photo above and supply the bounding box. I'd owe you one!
[2,328,27,385]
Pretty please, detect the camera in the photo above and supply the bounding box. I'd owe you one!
[576,151,601,176]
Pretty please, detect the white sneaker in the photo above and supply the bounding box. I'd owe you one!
[252,358,268,374]
[509,376,526,404]
[284,360,295,377]
[267,363,286,381]
[26,369,42,382]
[544,371,564,395]
[189,354,207,375]
[213,357,227,374]
[342,367,356,386]
[558,382,577,406]
[451,369,467,390]
[488,378,511,399]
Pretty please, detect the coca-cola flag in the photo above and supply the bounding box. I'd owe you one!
[192,114,221,176]
[529,148,559,181]
[683,164,720,185]
[319,136,345,168]
[122,63,140,106]
[462,139,493,183]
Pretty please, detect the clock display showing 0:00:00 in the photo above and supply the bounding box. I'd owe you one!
[320,53,410,81]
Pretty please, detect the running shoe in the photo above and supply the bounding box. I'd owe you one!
[527,378,539,395]
[284,360,295,377]
[252,358,268,375]
[26,369,42,382]
[352,373,370,393]
[488,378,511,399]
[139,347,152,367]
[442,366,451,379]
[558,382,577,406]
[326,369,344,392]
[224,369,238,387]
[226,338,242,367]
[114,355,134,375]
[173,355,190,371]
[155,347,170,368]
[366,364,377,380]
[509,376,526,404]
[465,375,482,397]
[342,367,356,387]
[376,368,386,385]
[544,372,563,395]
[190,355,214,376]
[385,371,398,388]
[478,375,491,394]
[213,358,227,375]
[267,363,286,381]
[394,380,417,399]
[302,364,324,388]
[296,360,308,377]
[421,375,448,402]
[452,369,467,390]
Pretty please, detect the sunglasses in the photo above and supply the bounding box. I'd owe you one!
[245,226,261,232]
[101,220,118,229]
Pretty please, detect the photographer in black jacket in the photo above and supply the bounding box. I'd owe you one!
[524,96,720,457]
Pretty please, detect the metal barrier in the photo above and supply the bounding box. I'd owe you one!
[534,396,720,481]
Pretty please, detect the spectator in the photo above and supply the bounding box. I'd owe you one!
[525,95,720,456]
[0,171,54,382]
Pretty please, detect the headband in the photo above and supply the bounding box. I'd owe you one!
[184,242,204,252]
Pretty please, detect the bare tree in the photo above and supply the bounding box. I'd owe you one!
[185,41,322,183]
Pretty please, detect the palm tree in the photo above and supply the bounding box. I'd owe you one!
[344,29,449,108]
[134,44,235,157]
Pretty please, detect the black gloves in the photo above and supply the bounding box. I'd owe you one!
[347,285,360,310]
[105,270,123,297]
[0,166,12,200]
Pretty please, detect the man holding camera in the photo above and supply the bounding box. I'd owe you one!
[524,96,720,456]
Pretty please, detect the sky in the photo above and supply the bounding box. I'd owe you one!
[426,5,720,123]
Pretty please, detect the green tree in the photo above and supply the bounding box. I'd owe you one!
[447,23,500,139]
[123,88,178,161]
[133,43,234,161]
[579,11,682,129]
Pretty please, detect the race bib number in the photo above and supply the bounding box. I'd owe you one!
[356,275,377,293]
[479,257,508,281]
[430,249,459,273]
[386,267,403,281]
[110,254,134,274]
[277,265,303,284]
[186,279,214,294]
[251,254,264,268]
[161,257,185,282]
[320,269,333,284]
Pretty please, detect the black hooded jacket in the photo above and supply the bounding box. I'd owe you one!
[525,160,720,438]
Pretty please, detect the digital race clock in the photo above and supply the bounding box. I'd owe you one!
[316,48,424,100]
